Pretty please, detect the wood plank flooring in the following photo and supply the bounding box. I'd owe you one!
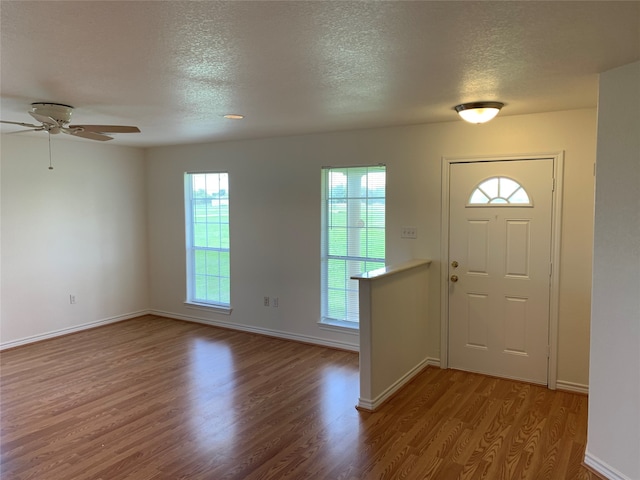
[1,315,597,479]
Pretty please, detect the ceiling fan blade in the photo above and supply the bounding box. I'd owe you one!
[6,128,46,134]
[63,129,113,141]
[1,120,42,128]
[69,125,140,134]
[29,111,59,126]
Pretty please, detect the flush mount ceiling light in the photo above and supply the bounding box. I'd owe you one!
[454,101,504,124]
[223,114,244,120]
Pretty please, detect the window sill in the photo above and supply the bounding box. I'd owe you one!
[184,302,232,315]
[318,318,359,334]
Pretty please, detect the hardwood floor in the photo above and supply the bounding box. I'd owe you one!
[1,315,597,480]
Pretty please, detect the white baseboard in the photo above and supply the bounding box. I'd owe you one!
[358,357,433,411]
[0,310,151,350]
[149,309,360,352]
[584,450,633,480]
[556,380,589,395]
[425,357,441,368]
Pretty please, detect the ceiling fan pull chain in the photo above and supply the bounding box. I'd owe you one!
[48,133,53,170]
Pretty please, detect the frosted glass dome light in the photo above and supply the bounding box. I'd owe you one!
[454,102,504,124]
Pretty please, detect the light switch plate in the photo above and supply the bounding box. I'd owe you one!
[401,226,417,239]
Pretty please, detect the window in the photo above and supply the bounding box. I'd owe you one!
[468,176,531,206]
[321,165,386,327]
[185,172,230,308]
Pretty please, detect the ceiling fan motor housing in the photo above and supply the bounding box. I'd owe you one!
[30,103,74,125]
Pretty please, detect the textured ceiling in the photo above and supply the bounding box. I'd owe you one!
[1,1,639,147]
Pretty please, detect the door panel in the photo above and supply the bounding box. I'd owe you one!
[448,160,553,384]
[467,220,489,274]
[505,220,530,277]
[466,293,489,348]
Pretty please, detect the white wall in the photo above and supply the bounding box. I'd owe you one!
[146,108,597,389]
[586,61,640,480]
[0,135,149,346]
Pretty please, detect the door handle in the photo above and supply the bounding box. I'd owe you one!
[450,275,459,283]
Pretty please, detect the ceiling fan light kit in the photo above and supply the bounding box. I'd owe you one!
[30,102,74,124]
[454,101,504,124]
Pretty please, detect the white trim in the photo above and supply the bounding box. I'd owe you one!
[150,309,359,352]
[547,153,564,390]
[184,301,232,315]
[556,380,589,395]
[357,358,431,411]
[440,152,564,389]
[584,451,633,480]
[425,357,441,368]
[440,157,452,369]
[317,320,360,335]
[0,310,150,350]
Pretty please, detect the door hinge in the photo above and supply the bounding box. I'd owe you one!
[546,345,551,358]
[552,177,556,192]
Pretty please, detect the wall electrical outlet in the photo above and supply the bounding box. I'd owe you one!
[263,296,270,307]
[272,297,279,308]
[70,295,77,304]
[401,226,417,239]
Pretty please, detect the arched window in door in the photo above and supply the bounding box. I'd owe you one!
[468,176,532,206]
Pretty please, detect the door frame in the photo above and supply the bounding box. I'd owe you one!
[440,152,564,389]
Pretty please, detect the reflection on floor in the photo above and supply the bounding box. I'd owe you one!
[1,315,596,479]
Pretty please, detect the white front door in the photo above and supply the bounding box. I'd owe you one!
[448,159,553,384]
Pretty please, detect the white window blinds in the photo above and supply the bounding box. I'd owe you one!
[185,172,230,307]
[321,165,386,325]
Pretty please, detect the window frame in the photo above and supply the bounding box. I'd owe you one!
[320,165,386,330]
[184,171,232,314]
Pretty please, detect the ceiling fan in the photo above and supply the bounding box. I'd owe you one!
[0,102,140,141]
